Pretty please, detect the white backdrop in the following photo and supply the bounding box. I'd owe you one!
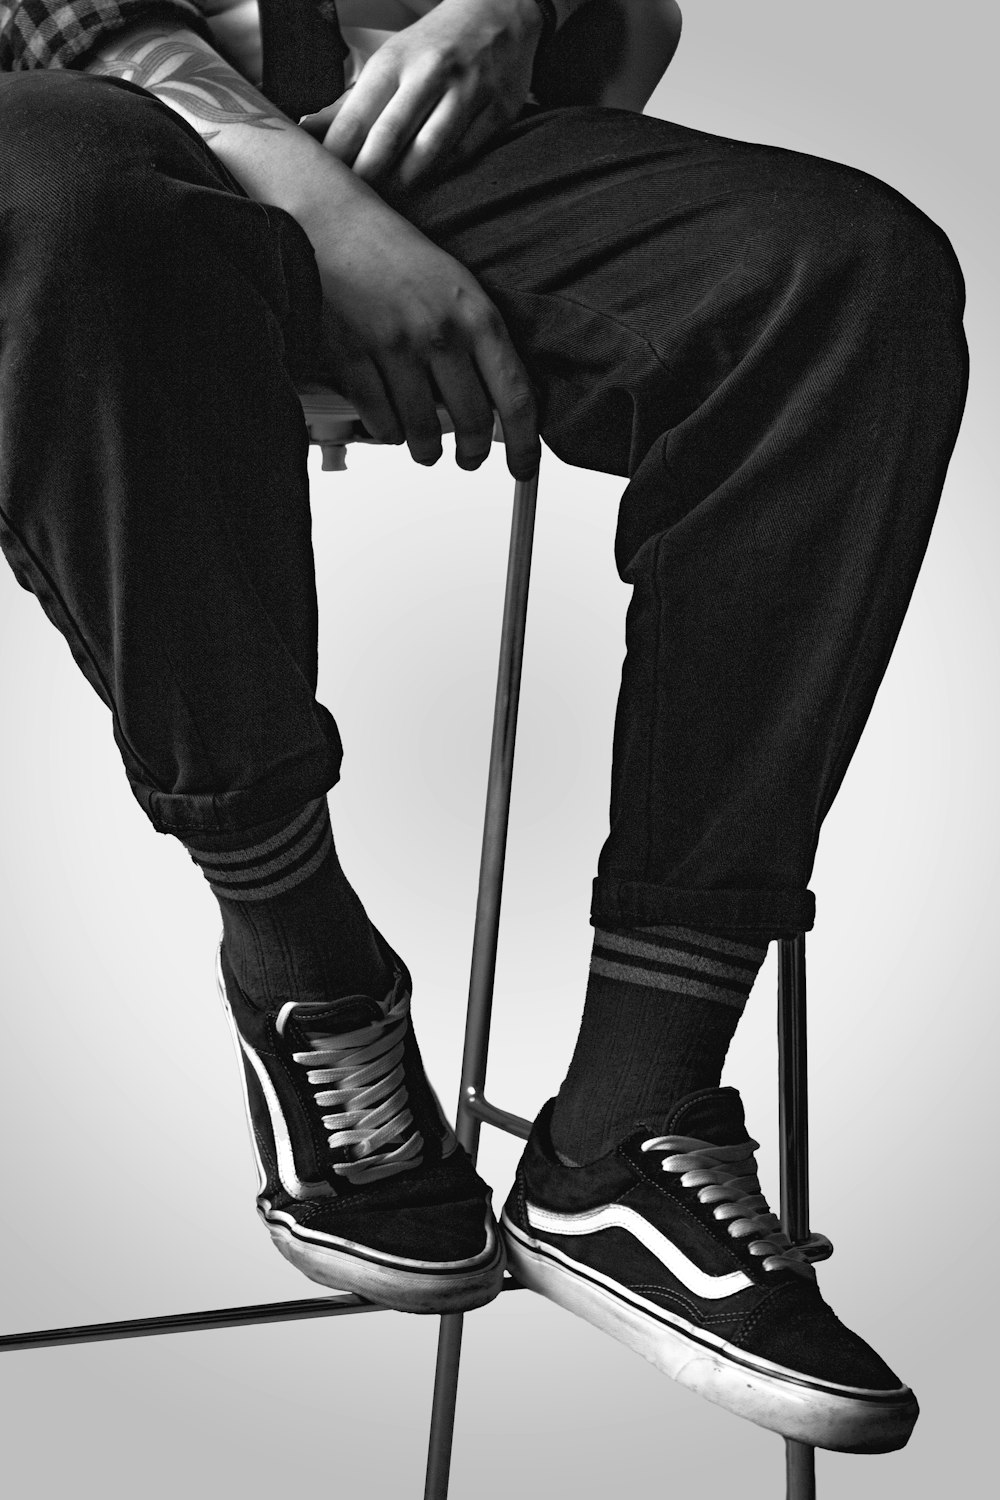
[1,3,995,1497]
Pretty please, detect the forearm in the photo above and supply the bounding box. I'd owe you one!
[84,19,369,229]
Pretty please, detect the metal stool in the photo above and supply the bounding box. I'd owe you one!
[1,385,831,1498]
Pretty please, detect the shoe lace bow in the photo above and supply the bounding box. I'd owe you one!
[640,1133,815,1279]
[277,986,423,1186]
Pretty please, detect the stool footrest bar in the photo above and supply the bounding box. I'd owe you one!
[462,1089,532,1140]
[0,1292,386,1352]
[794,1232,834,1263]
[1,1276,529,1356]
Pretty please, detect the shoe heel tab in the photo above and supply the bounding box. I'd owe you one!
[529,1097,560,1158]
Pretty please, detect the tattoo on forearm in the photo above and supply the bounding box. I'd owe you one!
[91,28,285,140]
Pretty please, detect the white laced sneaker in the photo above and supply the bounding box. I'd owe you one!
[501,1085,918,1452]
[216,937,504,1312]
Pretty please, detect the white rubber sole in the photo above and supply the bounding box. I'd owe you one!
[501,1212,917,1453]
[263,1207,506,1314]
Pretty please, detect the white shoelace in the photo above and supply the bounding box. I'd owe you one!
[640,1134,815,1279]
[276,987,423,1185]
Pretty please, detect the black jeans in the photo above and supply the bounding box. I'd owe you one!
[0,69,968,938]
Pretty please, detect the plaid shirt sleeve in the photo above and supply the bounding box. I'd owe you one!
[1,0,217,73]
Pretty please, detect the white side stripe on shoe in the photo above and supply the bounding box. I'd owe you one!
[525,1202,753,1299]
[237,1032,336,1201]
[216,945,334,1201]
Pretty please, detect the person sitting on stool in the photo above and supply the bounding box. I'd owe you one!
[0,0,967,1457]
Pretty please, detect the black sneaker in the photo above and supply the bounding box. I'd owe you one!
[501,1088,917,1452]
[215,937,504,1313]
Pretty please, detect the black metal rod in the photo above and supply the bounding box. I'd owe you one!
[424,467,540,1500]
[778,933,810,1246]
[454,468,539,1164]
[424,1314,465,1500]
[777,933,818,1498]
[463,1090,532,1141]
[0,1275,526,1357]
[0,1291,384,1352]
[785,1436,817,1500]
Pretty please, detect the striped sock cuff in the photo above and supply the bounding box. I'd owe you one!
[184,798,332,903]
[590,923,769,1009]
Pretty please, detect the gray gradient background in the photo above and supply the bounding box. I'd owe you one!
[0,3,995,1496]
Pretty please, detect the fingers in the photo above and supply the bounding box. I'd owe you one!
[318,236,538,480]
[384,325,538,480]
[377,354,447,467]
[405,324,539,480]
[392,90,493,188]
[321,52,446,182]
[427,347,498,470]
[318,72,400,170]
[349,83,445,183]
[299,91,350,145]
[312,46,491,186]
[469,310,541,481]
[334,359,404,447]
[347,344,535,481]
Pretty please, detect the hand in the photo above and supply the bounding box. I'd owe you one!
[297,172,541,480]
[299,0,545,188]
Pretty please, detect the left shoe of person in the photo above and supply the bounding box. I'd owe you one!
[215,934,505,1313]
[500,1088,918,1452]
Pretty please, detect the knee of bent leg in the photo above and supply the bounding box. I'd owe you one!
[842,163,962,316]
[775,153,965,327]
[0,69,191,257]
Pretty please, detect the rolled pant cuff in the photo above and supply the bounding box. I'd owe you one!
[128,750,343,839]
[591,879,815,938]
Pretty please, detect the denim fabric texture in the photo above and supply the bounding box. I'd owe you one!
[0,68,968,936]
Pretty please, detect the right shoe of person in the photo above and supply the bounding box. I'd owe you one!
[215,934,505,1314]
[500,1089,918,1453]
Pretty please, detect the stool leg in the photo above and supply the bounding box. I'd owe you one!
[785,1439,817,1500]
[424,1313,465,1500]
[423,466,541,1500]
[778,933,817,1500]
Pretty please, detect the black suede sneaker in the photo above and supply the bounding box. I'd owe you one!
[215,936,504,1313]
[501,1088,917,1452]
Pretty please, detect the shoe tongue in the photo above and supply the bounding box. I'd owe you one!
[283,992,385,1040]
[659,1087,750,1146]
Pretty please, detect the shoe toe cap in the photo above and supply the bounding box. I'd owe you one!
[746,1282,909,1393]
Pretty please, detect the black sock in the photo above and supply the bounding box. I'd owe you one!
[181,797,393,1009]
[549,923,769,1165]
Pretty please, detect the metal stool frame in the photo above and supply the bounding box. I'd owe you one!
[1,390,832,1500]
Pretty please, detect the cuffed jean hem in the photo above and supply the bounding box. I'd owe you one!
[127,716,344,838]
[590,879,816,938]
